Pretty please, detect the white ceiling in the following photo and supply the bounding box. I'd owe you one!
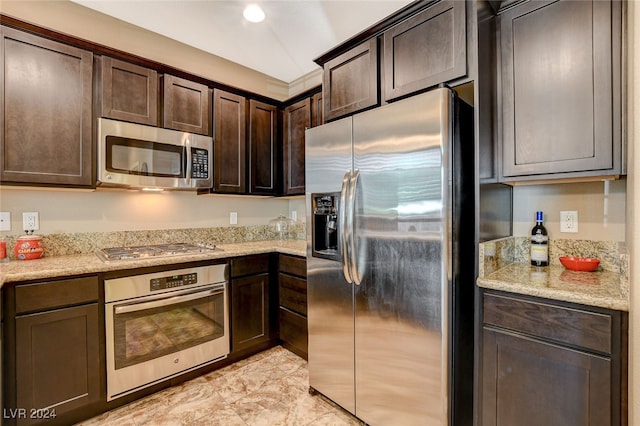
[72,0,414,83]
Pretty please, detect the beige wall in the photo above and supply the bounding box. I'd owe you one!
[0,187,304,234]
[0,0,301,101]
[512,180,627,241]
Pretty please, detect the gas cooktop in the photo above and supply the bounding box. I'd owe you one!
[96,242,220,262]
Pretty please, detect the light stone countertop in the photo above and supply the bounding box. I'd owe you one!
[0,239,306,287]
[477,262,629,311]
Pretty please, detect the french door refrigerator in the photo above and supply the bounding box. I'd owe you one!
[305,87,475,426]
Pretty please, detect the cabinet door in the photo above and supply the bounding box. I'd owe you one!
[213,89,246,193]
[500,0,621,178]
[482,327,611,426]
[100,56,158,126]
[231,273,270,353]
[248,100,278,195]
[283,98,310,195]
[15,304,101,426]
[323,38,378,122]
[383,0,466,102]
[163,74,210,135]
[311,92,323,127]
[1,27,93,186]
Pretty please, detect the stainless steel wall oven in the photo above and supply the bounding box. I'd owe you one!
[105,263,229,401]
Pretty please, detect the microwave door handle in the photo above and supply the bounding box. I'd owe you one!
[114,288,222,315]
[185,138,192,185]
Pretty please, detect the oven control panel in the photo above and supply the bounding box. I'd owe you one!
[150,272,198,291]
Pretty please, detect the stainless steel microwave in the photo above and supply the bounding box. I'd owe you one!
[98,118,213,190]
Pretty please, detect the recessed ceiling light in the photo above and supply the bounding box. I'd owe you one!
[243,4,265,23]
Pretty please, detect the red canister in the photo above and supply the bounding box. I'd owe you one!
[14,235,44,260]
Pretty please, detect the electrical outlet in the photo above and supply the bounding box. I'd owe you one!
[230,212,238,225]
[291,211,297,221]
[560,211,578,233]
[0,212,10,231]
[23,212,40,232]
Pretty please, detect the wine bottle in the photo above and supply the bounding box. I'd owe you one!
[530,211,549,267]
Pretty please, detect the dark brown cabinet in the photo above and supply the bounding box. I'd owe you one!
[163,74,210,136]
[323,38,378,122]
[311,92,323,127]
[249,100,279,195]
[278,255,307,359]
[0,26,93,186]
[281,91,322,196]
[498,0,623,181]
[98,56,159,126]
[229,255,274,354]
[4,276,102,426]
[283,98,310,196]
[382,0,466,102]
[213,89,246,193]
[480,290,627,426]
[212,89,279,195]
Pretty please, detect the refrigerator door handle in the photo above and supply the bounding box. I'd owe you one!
[348,168,361,285]
[340,169,353,284]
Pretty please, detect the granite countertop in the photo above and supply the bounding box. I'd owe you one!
[0,239,306,287]
[477,262,629,311]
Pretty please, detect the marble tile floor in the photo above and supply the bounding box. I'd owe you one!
[77,346,361,426]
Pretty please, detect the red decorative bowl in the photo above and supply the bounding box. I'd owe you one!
[559,256,600,272]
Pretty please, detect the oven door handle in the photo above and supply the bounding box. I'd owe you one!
[114,288,222,315]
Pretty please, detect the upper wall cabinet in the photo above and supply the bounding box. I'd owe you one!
[499,0,623,181]
[213,89,246,194]
[1,26,93,187]
[249,100,279,195]
[283,91,322,196]
[283,98,311,195]
[383,0,466,102]
[163,74,211,136]
[323,38,379,122]
[318,0,470,122]
[212,89,279,195]
[98,56,159,126]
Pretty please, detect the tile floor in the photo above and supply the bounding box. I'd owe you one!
[77,346,361,426]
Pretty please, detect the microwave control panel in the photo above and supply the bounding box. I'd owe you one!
[150,272,198,291]
[191,148,209,179]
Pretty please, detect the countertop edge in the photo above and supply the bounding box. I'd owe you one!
[477,268,629,312]
[0,240,307,287]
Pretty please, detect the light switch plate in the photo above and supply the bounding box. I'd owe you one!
[0,212,10,231]
[230,212,238,225]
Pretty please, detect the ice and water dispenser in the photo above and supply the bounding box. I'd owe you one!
[311,192,340,260]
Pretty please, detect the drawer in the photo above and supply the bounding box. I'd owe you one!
[483,292,612,354]
[279,254,306,277]
[279,273,307,315]
[231,254,270,277]
[16,276,99,314]
[279,307,308,359]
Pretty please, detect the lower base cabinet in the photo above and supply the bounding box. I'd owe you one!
[4,276,103,426]
[278,255,307,359]
[480,289,627,426]
[229,255,276,354]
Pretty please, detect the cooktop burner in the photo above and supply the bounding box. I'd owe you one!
[96,242,220,262]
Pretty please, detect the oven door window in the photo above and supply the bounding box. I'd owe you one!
[112,288,224,370]
[106,136,185,177]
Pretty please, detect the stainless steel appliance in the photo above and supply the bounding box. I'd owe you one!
[306,88,478,425]
[105,263,229,401]
[98,118,213,190]
[96,242,220,262]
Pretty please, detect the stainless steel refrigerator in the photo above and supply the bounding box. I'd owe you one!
[305,87,475,426]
